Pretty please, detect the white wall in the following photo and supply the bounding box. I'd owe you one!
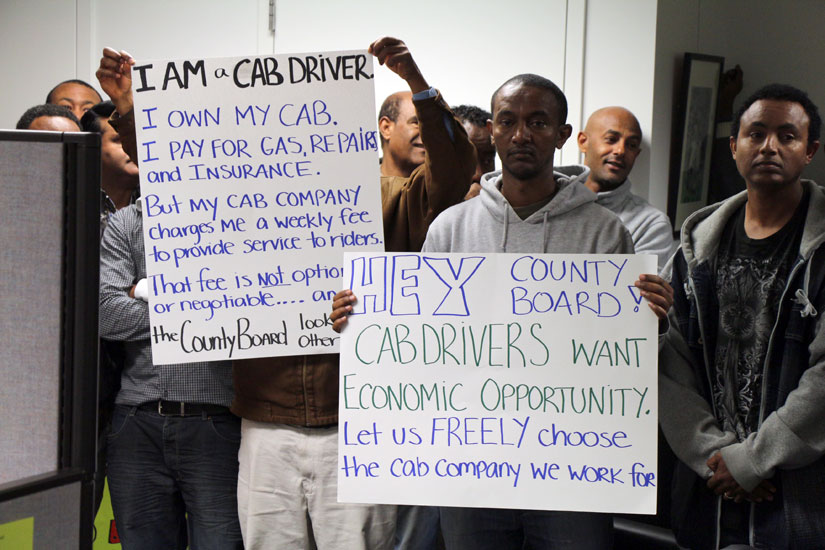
[85,0,271,68]
[271,0,579,166]
[580,0,659,201]
[0,1,79,128]
[5,1,822,194]
[2,0,588,170]
[0,0,272,130]
[1,0,575,138]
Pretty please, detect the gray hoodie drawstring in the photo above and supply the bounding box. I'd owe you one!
[500,207,509,251]
[501,207,551,252]
[794,259,818,317]
[542,211,549,252]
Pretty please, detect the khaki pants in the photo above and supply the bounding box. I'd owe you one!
[238,420,396,550]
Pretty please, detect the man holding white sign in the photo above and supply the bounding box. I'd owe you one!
[98,35,475,549]
[96,51,244,550]
[424,74,673,550]
[230,37,474,550]
[333,73,673,549]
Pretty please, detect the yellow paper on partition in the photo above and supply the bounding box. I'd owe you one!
[0,517,34,550]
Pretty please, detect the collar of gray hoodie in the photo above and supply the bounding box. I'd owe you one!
[478,165,597,252]
[594,179,633,212]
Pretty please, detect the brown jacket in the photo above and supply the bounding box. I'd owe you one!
[111,90,475,425]
[381,92,476,252]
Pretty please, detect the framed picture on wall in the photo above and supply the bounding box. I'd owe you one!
[668,52,724,233]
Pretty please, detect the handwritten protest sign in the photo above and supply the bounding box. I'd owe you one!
[132,51,384,364]
[338,252,658,513]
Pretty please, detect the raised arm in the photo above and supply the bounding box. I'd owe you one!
[95,47,139,165]
[96,47,135,115]
[371,37,476,252]
[369,37,428,94]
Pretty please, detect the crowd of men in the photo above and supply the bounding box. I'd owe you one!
[14,34,825,550]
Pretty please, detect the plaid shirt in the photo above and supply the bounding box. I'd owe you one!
[99,200,233,407]
[100,188,140,238]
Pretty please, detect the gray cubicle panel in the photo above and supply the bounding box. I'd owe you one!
[0,471,83,550]
[0,130,100,549]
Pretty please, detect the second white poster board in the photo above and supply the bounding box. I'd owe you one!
[338,252,659,514]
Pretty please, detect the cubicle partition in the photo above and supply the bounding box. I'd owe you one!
[0,130,100,549]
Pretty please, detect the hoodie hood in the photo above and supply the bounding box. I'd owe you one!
[677,180,825,269]
[479,165,597,252]
[479,164,596,223]
[423,164,633,256]
[666,180,825,319]
[595,179,633,212]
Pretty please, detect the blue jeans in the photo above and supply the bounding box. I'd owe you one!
[720,500,750,547]
[395,505,439,550]
[439,507,612,550]
[107,405,243,550]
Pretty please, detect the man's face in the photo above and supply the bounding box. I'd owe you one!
[49,83,100,121]
[100,118,139,182]
[380,94,425,174]
[731,99,819,188]
[489,83,571,181]
[29,116,80,132]
[578,108,642,191]
[462,120,496,184]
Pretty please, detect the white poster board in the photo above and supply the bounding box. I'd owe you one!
[338,252,658,514]
[132,51,384,364]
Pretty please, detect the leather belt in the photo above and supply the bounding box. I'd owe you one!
[138,400,230,417]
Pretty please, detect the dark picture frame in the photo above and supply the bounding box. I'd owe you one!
[668,53,724,233]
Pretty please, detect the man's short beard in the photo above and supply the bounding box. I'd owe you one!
[746,176,802,193]
[503,157,554,181]
[504,164,542,180]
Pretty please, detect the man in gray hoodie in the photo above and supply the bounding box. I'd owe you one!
[577,107,674,270]
[421,74,672,549]
[332,73,672,549]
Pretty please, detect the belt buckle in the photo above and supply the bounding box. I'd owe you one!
[156,401,187,416]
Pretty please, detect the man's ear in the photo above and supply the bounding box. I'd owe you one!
[556,124,573,149]
[729,135,737,159]
[379,116,394,142]
[576,131,588,153]
[805,140,820,164]
[486,119,494,145]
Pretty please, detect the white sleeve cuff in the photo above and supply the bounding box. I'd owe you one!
[133,278,149,302]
